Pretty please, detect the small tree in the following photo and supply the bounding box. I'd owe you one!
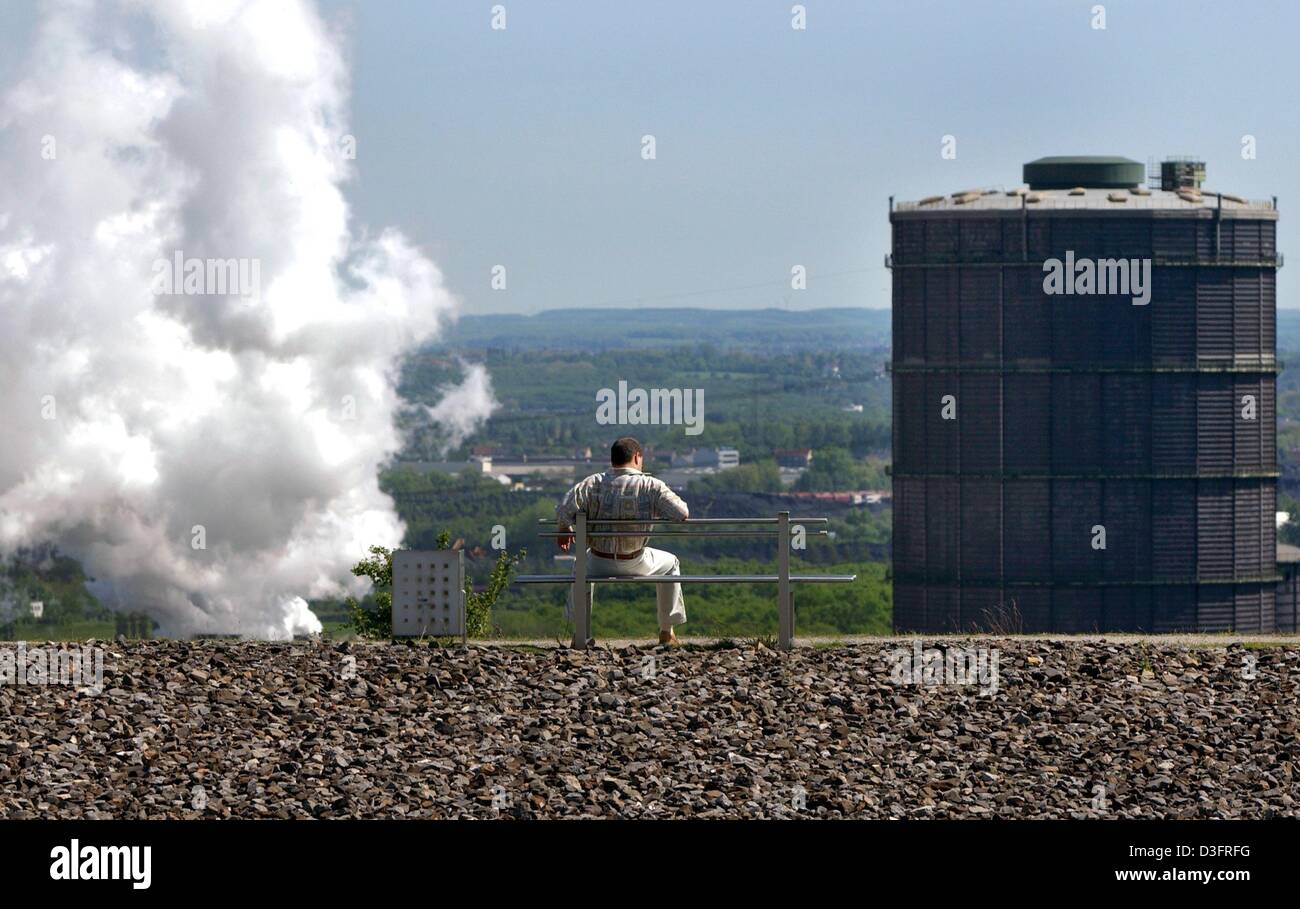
[345,535,525,639]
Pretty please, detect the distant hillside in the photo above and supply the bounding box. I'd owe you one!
[435,307,890,352]
[1280,309,1300,350]
[445,306,1300,353]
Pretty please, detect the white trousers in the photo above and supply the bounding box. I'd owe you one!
[566,547,687,630]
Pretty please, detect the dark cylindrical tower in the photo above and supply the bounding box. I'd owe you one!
[890,157,1280,633]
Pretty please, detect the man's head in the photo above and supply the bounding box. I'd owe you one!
[611,436,642,469]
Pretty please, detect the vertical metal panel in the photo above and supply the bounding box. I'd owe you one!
[1053,588,1102,633]
[1003,268,1050,363]
[925,267,959,363]
[1102,375,1150,471]
[960,219,1002,262]
[1153,217,1195,258]
[1103,218,1151,257]
[1152,585,1196,632]
[961,586,1005,631]
[895,220,925,262]
[1052,374,1102,472]
[928,585,960,632]
[1231,586,1261,632]
[1262,380,1276,465]
[925,219,958,261]
[1004,375,1050,470]
[895,269,927,362]
[1196,375,1233,470]
[1261,221,1277,257]
[1103,587,1137,631]
[959,267,1000,361]
[1103,480,1148,582]
[1131,586,1153,632]
[893,583,926,632]
[1258,585,1275,632]
[1014,588,1052,633]
[1150,269,1195,364]
[924,373,959,472]
[1232,268,1261,329]
[1051,480,1101,581]
[1233,270,1261,367]
[1262,270,1276,353]
[1275,570,1297,632]
[1051,217,1105,260]
[960,479,1001,580]
[1052,294,1102,367]
[1099,293,1139,364]
[1261,482,1276,574]
[1026,218,1051,260]
[1193,220,1213,258]
[1003,480,1051,580]
[925,477,959,578]
[1196,267,1234,362]
[1196,585,1235,632]
[1151,376,1196,472]
[1263,379,1274,465]
[1231,221,1260,259]
[960,375,1001,470]
[1152,480,1196,578]
[896,374,926,472]
[1233,376,1262,470]
[1233,482,1262,577]
[1196,479,1234,578]
[1001,218,1025,260]
[893,478,926,575]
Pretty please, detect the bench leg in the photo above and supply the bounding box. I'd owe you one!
[572,514,589,650]
[778,510,793,651]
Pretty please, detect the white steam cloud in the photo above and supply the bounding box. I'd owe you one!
[0,0,494,637]
[423,363,498,455]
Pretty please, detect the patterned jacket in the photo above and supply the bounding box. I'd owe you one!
[556,467,689,554]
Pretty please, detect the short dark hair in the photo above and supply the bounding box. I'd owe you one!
[611,437,642,466]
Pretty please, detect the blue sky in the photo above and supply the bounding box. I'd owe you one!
[6,0,1299,312]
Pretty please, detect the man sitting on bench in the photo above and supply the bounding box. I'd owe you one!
[556,436,690,645]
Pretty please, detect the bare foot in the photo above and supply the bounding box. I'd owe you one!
[657,630,679,646]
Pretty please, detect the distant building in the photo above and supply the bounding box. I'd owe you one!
[693,447,740,470]
[785,490,891,507]
[490,459,579,481]
[774,448,813,469]
[892,154,1282,633]
[644,445,670,466]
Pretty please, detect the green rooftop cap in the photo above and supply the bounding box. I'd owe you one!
[1023,156,1145,190]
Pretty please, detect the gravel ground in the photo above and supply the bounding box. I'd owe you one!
[1,638,1297,818]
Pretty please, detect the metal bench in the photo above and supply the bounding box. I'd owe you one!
[514,511,856,650]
